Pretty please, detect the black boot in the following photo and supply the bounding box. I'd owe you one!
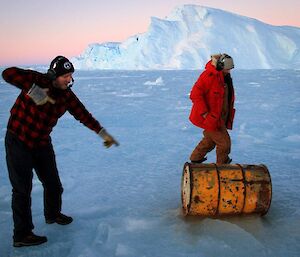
[46,213,73,225]
[13,232,47,247]
[225,157,232,164]
[191,157,207,164]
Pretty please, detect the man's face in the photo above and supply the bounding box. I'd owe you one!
[53,72,73,90]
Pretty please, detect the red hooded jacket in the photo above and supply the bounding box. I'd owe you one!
[189,61,235,131]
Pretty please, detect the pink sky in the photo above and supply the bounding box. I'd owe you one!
[1,0,299,66]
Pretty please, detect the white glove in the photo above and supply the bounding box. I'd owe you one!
[27,84,55,105]
[98,128,119,148]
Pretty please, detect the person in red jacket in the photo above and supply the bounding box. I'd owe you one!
[189,53,235,164]
[2,56,119,247]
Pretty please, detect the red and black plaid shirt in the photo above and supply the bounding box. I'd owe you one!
[2,67,102,148]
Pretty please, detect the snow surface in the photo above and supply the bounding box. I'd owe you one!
[0,69,300,257]
[71,5,300,70]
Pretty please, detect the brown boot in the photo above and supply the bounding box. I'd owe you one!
[13,232,47,247]
[46,213,73,225]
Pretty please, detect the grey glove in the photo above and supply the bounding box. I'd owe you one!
[27,84,55,105]
[98,128,119,148]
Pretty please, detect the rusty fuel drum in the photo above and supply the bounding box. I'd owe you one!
[181,162,272,216]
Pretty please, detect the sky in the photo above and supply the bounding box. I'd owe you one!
[1,0,299,66]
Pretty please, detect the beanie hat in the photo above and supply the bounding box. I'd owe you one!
[47,56,74,79]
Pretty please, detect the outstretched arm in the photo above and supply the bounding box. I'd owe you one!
[2,67,55,105]
[2,67,50,90]
[67,90,119,148]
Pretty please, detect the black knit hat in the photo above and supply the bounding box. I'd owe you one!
[47,56,74,80]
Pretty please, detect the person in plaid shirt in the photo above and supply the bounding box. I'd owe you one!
[2,56,119,247]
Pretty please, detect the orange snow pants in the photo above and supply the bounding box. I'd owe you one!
[190,124,231,164]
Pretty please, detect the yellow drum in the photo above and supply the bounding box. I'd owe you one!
[181,162,272,216]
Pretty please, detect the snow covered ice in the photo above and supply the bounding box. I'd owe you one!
[71,5,300,70]
[0,69,300,256]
